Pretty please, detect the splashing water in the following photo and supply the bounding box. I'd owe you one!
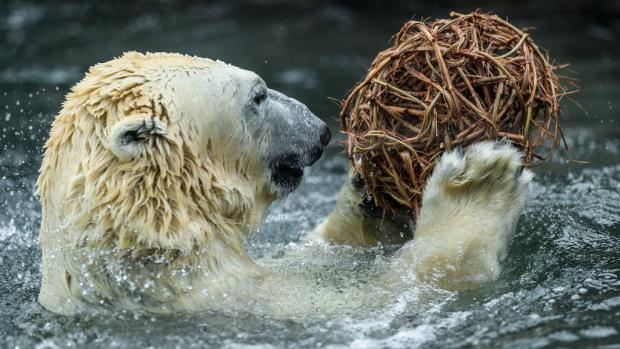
[0,1,619,348]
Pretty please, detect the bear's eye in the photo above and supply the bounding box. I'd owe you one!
[253,90,267,106]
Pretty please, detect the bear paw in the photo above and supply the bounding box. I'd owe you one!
[422,140,533,208]
[400,141,534,290]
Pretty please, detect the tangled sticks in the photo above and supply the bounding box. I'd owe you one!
[341,11,573,215]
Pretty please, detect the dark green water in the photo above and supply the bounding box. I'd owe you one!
[0,1,618,348]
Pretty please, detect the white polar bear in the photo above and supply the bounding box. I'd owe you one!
[37,52,532,316]
[37,52,330,315]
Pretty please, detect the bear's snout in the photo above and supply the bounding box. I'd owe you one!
[264,89,330,192]
[306,124,331,165]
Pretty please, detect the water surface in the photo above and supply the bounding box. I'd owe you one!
[1,1,619,348]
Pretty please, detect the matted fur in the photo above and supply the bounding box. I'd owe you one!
[38,52,264,252]
[37,53,269,314]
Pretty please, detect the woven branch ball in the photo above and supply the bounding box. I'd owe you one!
[341,11,570,215]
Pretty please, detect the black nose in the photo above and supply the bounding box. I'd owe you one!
[320,126,332,147]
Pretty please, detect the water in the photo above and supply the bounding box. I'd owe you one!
[1,1,619,348]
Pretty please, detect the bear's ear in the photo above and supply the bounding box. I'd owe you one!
[108,116,167,160]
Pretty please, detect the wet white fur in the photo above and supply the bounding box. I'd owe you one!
[36,52,327,315]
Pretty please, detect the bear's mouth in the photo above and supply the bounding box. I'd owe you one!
[270,155,305,191]
[269,145,325,193]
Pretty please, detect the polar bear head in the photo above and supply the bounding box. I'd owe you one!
[37,52,330,253]
[103,52,331,194]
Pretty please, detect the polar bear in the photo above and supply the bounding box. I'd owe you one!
[36,52,331,315]
[37,52,532,316]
